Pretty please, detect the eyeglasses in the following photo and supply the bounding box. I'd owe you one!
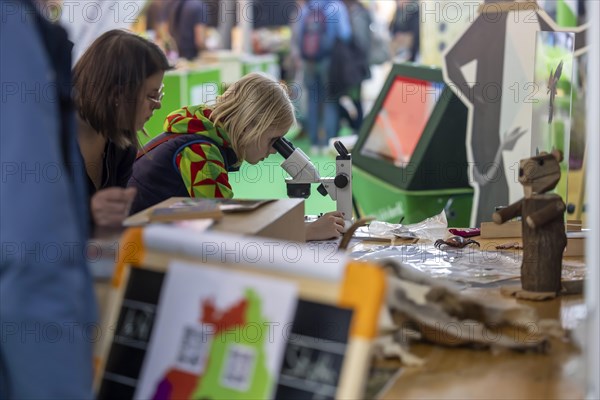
[147,84,165,104]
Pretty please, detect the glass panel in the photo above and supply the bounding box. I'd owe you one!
[361,76,444,167]
[531,31,575,201]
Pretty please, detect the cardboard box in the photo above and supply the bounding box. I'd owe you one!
[480,221,522,238]
[213,198,305,242]
[566,220,583,232]
[564,231,586,257]
[125,197,306,242]
[481,220,582,239]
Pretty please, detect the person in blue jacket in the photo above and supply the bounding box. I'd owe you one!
[297,0,352,153]
[0,0,96,398]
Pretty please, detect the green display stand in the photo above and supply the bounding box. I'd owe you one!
[141,73,182,145]
[353,168,473,226]
[241,54,280,78]
[201,51,244,83]
[140,66,221,146]
[140,55,281,147]
[187,67,222,107]
[352,63,473,226]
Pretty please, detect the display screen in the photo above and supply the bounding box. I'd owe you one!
[361,77,444,167]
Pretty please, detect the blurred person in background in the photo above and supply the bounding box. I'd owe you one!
[297,0,352,154]
[389,0,420,62]
[168,0,209,60]
[73,30,170,228]
[145,0,172,48]
[284,0,308,131]
[145,0,168,34]
[1,0,95,397]
[339,0,372,135]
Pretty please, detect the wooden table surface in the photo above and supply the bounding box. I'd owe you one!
[93,228,586,399]
[378,292,585,399]
[376,236,586,400]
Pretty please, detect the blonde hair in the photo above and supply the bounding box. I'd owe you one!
[210,72,296,162]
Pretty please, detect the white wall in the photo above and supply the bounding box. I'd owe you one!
[585,2,599,399]
[58,0,147,63]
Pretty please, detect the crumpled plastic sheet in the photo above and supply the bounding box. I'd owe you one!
[351,244,523,285]
[368,209,448,242]
[351,245,587,286]
[351,209,587,286]
[562,260,586,281]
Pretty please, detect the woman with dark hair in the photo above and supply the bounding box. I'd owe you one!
[73,29,170,227]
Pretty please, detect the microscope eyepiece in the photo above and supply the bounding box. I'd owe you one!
[272,137,295,159]
[334,141,349,157]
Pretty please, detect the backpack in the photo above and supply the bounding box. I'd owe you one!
[300,4,328,61]
[348,3,372,61]
[328,38,369,98]
[368,19,391,65]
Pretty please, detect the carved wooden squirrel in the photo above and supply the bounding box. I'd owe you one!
[492,150,566,294]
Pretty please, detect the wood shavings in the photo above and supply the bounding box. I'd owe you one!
[372,335,425,367]
[338,217,374,250]
[500,285,558,301]
[385,272,549,351]
[496,241,523,250]
[537,319,565,339]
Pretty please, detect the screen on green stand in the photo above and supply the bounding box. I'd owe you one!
[361,77,444,167]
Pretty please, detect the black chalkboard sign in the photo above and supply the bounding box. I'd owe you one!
[97,268,164,399]
[275,300,353,400]
[98,269,353,400]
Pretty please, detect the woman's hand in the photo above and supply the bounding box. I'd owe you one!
[91,187,137,227]
[305,211,345,241]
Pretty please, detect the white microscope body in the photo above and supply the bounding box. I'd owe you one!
[273,138,354,230]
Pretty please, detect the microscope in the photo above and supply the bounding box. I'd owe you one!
[272,137,353,229]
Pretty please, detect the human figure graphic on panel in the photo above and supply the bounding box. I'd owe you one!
[443,0,587,226]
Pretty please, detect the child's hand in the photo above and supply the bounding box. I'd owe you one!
[91,187,137,227]
[305,211,345,241]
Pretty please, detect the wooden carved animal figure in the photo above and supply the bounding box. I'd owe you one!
[492,150,567,294]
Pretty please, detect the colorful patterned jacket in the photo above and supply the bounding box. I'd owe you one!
[128,105,240,214]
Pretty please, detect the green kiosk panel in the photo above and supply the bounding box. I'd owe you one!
[241,54,280,78]
[352,64,472,225]
[141,66,221,146]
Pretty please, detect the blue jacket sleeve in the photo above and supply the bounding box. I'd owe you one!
[0,1,96,398]
[334,0,352,41]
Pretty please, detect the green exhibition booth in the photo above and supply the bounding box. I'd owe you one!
[352,63,473,226]
[140,60,474,226]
